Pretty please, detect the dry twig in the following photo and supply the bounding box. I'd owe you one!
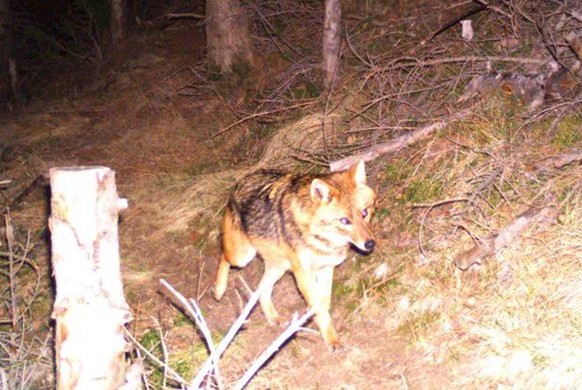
[330,108,473,171]
[454,201,557,270]
[233,309,315,390]
[211,101,316,139]
[536,150,582,170]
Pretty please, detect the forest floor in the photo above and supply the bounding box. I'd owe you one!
[1,1,582,389]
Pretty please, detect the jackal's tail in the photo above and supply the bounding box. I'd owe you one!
[213,255,230,300]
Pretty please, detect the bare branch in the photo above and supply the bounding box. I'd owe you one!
[329,108,473,172]
[233,309,315,390]
[454,201,558,270]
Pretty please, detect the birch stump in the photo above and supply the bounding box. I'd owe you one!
[49,167,132,390]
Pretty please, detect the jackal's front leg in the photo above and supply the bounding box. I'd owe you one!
[294,267,340,350]
[316,266,335,311]
[258,263,287,326]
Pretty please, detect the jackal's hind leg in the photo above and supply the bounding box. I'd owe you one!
[214,211,257,301]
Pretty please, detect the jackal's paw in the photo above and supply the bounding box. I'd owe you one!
[265,314,288,327]
[213,284,226,301]
[321,328,345,352]
[327,338,346,353]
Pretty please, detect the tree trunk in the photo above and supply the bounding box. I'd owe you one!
[323,0,341,89]
[0,0,11,104]
[205,0,253,74]
[49,167,135,390]
[110,0,126,49]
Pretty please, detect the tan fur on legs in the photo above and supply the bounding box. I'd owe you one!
[257,263,287,325]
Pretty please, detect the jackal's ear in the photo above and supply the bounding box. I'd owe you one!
[310,179,331,203]
[350,159,367,185]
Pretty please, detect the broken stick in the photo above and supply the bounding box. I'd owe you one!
[535,149,582,170]
[454,202,556,270]
[329,108,472,172]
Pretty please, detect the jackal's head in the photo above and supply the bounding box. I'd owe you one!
[309,160,377,253]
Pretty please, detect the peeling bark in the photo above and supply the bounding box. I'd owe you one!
[49,166,135,389]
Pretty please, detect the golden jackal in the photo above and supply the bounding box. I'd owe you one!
[213,160,376,349]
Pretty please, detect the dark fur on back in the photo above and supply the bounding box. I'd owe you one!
[229,169,312,247]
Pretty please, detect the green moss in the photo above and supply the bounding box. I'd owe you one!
[174,312,191,327]
[333,281,359,313]
[271,18,287,37]
[403,179,443,203]
[188,160,220,176]
[290,81,320,99]
[140,329,163,356]
[553,115,582,150]
[141,328,213,387]
[383,162,409,185]
[30,292,53,321]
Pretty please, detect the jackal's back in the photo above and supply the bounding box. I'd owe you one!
[227,169,314,247]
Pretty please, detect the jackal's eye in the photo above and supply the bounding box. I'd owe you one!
[340,217,351,225]
[361,208,369,218]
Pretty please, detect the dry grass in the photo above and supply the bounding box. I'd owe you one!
[161,112,340,235]
[150,1,582,385]
[453,208,582,388]
[337,101,582,388]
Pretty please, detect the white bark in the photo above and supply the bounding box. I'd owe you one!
[49,166,134,390]
[323,0,341,88]
[461,20,474,41]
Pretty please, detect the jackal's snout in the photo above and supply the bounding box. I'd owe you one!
[350,225,376,254]
[364,238,376,252]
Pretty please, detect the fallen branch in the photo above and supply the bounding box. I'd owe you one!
[1,175,44,209]
[454,202,557,270]
[166,13,205,19]
[420,3,486,45]
[233,309,315,390]
[159,278,317,389]
[566,33,582,62]
[211,101,316,139]
[188,286,262,389]
[535,149,582,170]
[368,56,547,79]
[330,108,473,172]
[159,279,222,387]
[473,0,514,20]
[125,331,188,386]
